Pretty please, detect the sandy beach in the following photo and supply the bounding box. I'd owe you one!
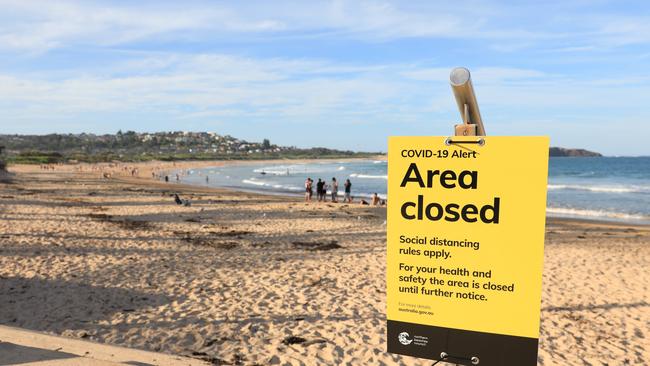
[1,162,648,365]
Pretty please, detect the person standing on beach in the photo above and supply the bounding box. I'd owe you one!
[344,179,352,203]
[305,178,313,202]
[331,177,338,202]
[316,179,324,202]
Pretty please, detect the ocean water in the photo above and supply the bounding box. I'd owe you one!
[174,157,650,224]
[546,157,650,223]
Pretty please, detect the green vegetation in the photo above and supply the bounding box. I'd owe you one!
[0,132,379,164]
[10,151,64,164]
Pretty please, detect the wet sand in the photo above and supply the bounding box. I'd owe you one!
[1,163,648,365]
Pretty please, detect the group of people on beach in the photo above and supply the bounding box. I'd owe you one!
[156,167,383,206]
[304,177,351,203]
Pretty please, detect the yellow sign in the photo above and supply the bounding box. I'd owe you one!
[386,136,549,365]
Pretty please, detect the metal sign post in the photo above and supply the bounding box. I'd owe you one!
[450,67,486,137]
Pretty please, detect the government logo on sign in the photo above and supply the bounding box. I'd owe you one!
[398,332,412,345]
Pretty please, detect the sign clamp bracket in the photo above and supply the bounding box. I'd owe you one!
[444,137,485,146]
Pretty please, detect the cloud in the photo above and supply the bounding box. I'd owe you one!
[0,1,285,53]
[0,54,412,123]
[2,50,648,129]
[2,0,649,58]
[402,67,547,83]
[0,0,558,53]
[584,15,650,47]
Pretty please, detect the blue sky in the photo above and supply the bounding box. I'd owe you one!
[1,1,650,155]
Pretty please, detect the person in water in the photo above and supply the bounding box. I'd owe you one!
[331,177,338,202]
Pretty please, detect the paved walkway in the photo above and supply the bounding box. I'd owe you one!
[0,325,207,366]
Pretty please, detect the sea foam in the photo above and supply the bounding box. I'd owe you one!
[546,207,648,221]
[547,184,649,194]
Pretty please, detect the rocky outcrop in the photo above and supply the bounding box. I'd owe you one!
[549,147,602,157]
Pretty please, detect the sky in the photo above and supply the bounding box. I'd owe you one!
[1,1,650,155]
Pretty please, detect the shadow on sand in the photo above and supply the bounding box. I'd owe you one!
[0,342,79,365]
[0,276,176,335]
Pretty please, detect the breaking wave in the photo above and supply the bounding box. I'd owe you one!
[547,184,649,194]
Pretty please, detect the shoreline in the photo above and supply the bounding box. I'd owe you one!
[9,159,649,226]
[121,164,650,227]
[153,166,650,227]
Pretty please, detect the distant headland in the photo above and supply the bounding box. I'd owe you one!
[549,147,602,157]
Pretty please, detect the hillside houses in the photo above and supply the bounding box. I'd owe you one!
[0,131,289,157]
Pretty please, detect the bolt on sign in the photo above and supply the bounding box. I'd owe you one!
[386,136,549,366]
